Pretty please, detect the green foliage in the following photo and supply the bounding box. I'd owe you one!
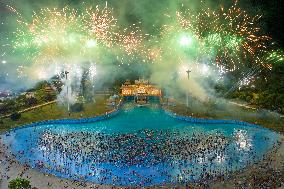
[10,112,21,121]
[25,97,38,106]
[34,89,56,104]
[225,64,284,114]
[8,178,37,189]
[70,103,84,112]
[34,81,49,91]
[0,80,58,116]
[0,100,19,115]
[0,95,110,133]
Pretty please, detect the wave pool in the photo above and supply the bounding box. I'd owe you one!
[2,105,280,186]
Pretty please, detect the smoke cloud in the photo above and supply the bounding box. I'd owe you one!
[0,0,267,107]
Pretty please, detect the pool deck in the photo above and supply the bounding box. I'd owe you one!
[0,135,283,189]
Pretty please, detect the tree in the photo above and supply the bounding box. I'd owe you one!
[8,178,37,189]
[25,97,38,106]
[34,89,56,103]
[70,103,84,112]
[10,112,21,121]
[33,81,49,91]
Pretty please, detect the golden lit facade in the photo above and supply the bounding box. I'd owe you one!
[120,79,162,97]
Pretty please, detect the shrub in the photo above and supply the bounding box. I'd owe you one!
[8,178,37,189]
[10,112,21,121]
[246,95,252,102]
[70,103,84,112]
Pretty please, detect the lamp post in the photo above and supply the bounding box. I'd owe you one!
[65,71,70,115]
[186,69,191,107]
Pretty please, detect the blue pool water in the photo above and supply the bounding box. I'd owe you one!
[2,105,280,186]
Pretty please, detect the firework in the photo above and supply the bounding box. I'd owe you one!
[119,25,145,56]
[165,0,272,70]
[13,7,79,60]
[16,65,28,78]
[83,3,118,47]
[11,4,118,64]
[115,24,152,65]
[265,49,284,64]
[9,1,281,72]
[146,47,162,63]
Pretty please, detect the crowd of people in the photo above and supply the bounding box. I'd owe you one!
[39,129,229,166]
[0,127,283,188]
[11,128,255,185]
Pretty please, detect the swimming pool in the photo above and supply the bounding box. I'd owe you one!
[2,105,280,186]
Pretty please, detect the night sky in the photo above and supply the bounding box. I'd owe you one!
[1,0,284,45]
[0,0,283,91]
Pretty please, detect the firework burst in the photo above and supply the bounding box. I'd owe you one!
[10,4,118,64]
[115,24,151,65]
[171,0,272,70]
[265,49,284,65]
[13,6,82,60]
[119,25,145,56]
[83,3,118,48]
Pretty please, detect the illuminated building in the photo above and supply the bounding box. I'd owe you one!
[120,79,162,97]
